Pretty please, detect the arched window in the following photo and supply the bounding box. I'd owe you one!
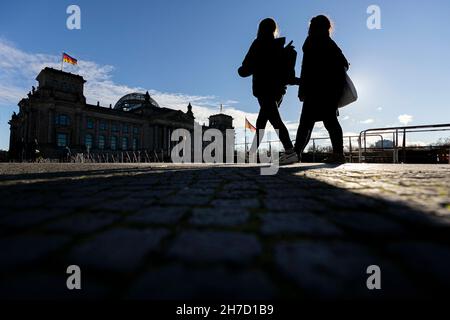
[56,114,70,126]
[87,118,94,129]
[98,135,105,149]
[122,137,128,150]
[111,136,118,150]
[85,134,93,149]
[100,120,108,131]
[56,133,68,147]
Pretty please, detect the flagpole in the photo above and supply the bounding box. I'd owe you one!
[61,53,64,71]
[244,118,247,162]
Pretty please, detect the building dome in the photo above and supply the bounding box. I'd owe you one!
[114,92,160,111]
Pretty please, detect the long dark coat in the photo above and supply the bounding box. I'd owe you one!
[238,37,287,98]
[298,35,349,121]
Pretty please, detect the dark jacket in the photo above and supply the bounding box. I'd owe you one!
[298,35,349,117]
[238,37,287,98]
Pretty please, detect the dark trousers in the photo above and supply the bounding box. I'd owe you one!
[294,109,344,155]
[252,96,294,151]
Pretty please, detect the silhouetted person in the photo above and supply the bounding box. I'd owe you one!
[294,15,349,163]
[27,139,38,162]
[64,146,71,162]
[238,18,298,164]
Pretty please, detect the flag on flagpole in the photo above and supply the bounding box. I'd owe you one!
[62,52,77,65]
[245,117,256,132]
[244,117,256,132]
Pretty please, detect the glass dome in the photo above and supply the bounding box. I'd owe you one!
[114,92,160,111]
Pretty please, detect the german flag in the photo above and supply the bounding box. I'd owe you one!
[245,117,256,132]
[62,52,77,65]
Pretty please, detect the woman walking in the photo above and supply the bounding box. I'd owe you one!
[238,18,298,164]
[294,15,349,163]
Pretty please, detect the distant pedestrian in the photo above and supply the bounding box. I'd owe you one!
[31,139,40,162]
[64,146,71,162]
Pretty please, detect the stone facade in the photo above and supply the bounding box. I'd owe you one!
[8,67,234,161]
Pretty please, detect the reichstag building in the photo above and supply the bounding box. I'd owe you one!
[8,67,233,160]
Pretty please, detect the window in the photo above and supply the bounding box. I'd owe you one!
[122,137,128,150]
[111,122,119,132]
[85,134,93,149]
[111,136,117,150]
[123,124,129,134]
[98,135,105,150]
[56,114,69,126]
[56,133,68,147]
[100,120,108,131]
[87,118,94,129]
[133,126,139,135]
[132,137,138,150]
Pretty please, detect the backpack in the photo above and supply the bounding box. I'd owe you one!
[282,40,297,85]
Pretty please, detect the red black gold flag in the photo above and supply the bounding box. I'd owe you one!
[62,52,77,65]
[245,117,256,132]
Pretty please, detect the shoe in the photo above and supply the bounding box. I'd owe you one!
[324,153,346,164]
[279,150,299,165]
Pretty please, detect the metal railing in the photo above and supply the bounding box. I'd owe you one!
[65,149,169,163]
[358,123,450,163]
[234,133,384,163]
[234,124,450,164]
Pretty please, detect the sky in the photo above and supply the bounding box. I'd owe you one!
[1,0,450,150]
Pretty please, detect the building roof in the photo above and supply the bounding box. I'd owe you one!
[36,67,86,82]
[114,92,160,111]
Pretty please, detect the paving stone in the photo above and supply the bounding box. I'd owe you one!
[388,242,450,288]
[263,198,319,212]
[0,208,70,228]
[92,198,148,212]
[0,196,50,210]
[190,207,250,227]
[324,212,406,236]
[0,273,110,300]
[126,206,188,225]
[0,235,70,270]
[69,228,169,272]
[159,195,211,206]
[128,265,275,299]
[1,163,450,299]
[211,198,260,209]
[44,213,119,234]
[261,212,342,236]
[168,230,262,264]
[45,197,97,210]
[216,189,259,199]
[274,241,419,299]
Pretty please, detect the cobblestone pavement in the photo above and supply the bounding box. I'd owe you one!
[0,163,449,300]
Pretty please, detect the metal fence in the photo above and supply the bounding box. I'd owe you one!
[65,149,169,163]
[234,133,385,163]
[235,123,450,164]
[358,123,450,163]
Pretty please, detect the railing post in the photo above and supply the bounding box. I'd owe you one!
[312,139,316,162]
[394,129,399,164]
[402,128,406,163]
[364,132,367,162]
[348,137,352,163]
[358,134,362,163]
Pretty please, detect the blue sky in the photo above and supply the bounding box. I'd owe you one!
[1,0,450,150]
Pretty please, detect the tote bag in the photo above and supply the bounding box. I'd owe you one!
[338,72,358,108]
